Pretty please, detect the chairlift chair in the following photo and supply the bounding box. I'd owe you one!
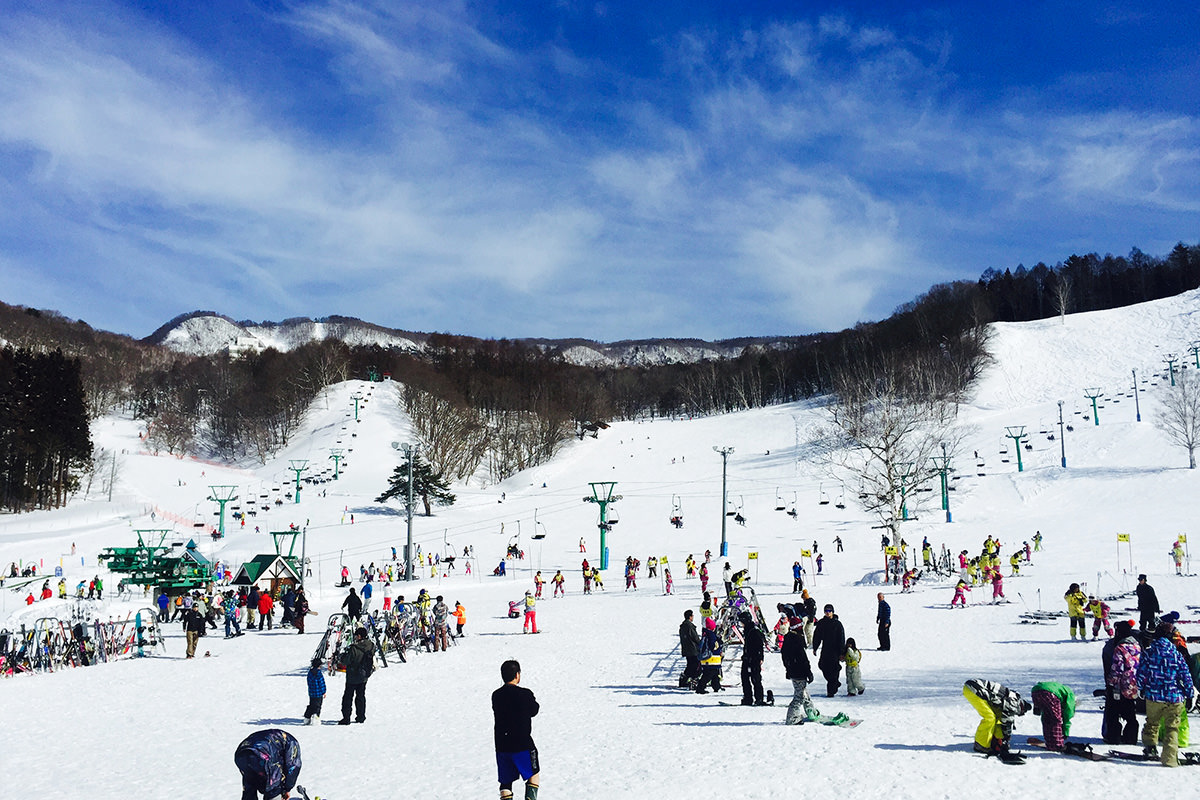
[835,484,846,510]
[774,488,786,512]
[818,483,830,505]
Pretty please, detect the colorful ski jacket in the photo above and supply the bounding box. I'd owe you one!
[235,729,301,799]
[1064,590,1088,617]
[1030,681,1075,735]
[1136,636,1193,704]
[1108,637,1141,699]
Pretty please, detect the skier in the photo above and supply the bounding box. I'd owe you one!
[1029,681,1076,751]
[522,591,538,634]
[581,565,592,594]
[876,593,891,651]
[678,609,700,689]
[1009,552,1021,576]
[1087,596,1114,640]
[843,638,865,696]
[453,601,467,637]
[962,679,1031,762]
[699,562,709,594]
[991,569,1005,602]
[534,571,544,599]
[694,617,723,694]
[663,568,673,595]
[551,570,565,598]
[699,592,714,626]
[782,621,817,724]
[792,561,803,593]
[1135,621,1193,766]
[337,627,374,725]
[834,536,843,553]
[816,553,824,574]
[1032,531,1042,551]
[579,537,586,553]
[739,611,766,706]
[382,581,393,612]
[304,656,326,725]
[647,556,657,578]
[234,729,301,800]
[492,659,541,800]
[624,559,637,591]
[951,578,970,607]
[1104,620,1141,744]
[811,604,845,697]
[1064,583,1088,640]
[1171,540,1184,575]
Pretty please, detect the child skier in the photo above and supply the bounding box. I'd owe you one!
[952,579,970,607]
[1064,583,1088,640]
[304,656,326,725]
[551,570,565,598]
[698,562,709,594]
[1009,552,1021,576]
[694,617,723,694]
[843,638,865,696]
[1088,596,1113,640]
[663,568,673,595]
[534,571,544,599]
[453,601,467,637]
[991,569,1005,601]
[508,600,521,619]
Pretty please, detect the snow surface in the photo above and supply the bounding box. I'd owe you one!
[3,293,1200,799]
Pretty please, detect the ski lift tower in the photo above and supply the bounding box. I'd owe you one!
[1164,355,1178,387]
[1004,426,1028,472]
[208,485,239,538]
[351,392,364,422]
[329,448,344,480]
[583,482,621,571]
[713,446,734,556]
[1083,388,1103,426]
[287,460,309,504]
[929,445,952,523]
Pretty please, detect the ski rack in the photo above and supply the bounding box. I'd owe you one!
[713,585,778,674]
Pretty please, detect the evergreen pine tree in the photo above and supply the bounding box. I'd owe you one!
[376,451,456,515]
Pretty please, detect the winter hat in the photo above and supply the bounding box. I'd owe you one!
[1114,620,1134,636]
[704,617,716,630]
[1161,611,1180,625]
[823,604,834,613]
[525,590,532,596]
[1137,574,1147,582]
[354,628,367,639]
[738,611,754,624]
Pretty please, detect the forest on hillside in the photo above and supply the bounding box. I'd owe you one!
[1,241,1196,509]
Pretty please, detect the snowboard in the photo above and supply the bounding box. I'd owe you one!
[718,690,775,707]
[813,712,862,728]
[1025,737,1108,761]
[1107,749,1200,765]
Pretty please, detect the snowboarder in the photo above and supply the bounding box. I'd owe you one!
[1030,681,1076,751]
[962,679,1031,762]
[1064,583,1087,639]
[492,659,541,800]
[782,623,817,724]
[304,656,326,725]
[739,611,766,706]
[678,609,700,689]
[1135,621,1193,766]
[811,604,845,697]
[1103,619,1141,744]
[234,729,301,800]
[337,628,374,725]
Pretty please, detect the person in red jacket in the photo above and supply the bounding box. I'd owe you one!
[258,590,275,631]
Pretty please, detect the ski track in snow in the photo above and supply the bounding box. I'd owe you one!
[4,294,1200,798]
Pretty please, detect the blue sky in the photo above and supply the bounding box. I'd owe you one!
[0,1,1196,341]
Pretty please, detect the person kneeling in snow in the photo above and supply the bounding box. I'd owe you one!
[234,729,301,800]
[1030,681,1076,751]
[963,679,1031,762]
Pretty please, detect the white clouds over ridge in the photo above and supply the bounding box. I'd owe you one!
[0,2,1196,339]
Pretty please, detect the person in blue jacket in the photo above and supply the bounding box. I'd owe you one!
[234,729,301,800]
[1136,621,1195,766]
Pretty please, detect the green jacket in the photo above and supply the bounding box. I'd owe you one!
[1030,681,1076,735]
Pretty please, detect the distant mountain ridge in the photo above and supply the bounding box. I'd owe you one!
[143,311,808,366]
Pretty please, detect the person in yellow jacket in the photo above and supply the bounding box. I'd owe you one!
[1009,552,1022,577]
[1064,583,1088,640]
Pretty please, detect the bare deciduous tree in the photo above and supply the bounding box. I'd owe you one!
[1154,370,1200,468]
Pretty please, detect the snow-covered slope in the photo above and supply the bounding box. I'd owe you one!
[3,293,1200,799]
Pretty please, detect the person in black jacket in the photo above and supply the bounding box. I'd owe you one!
[337,628,374,724]
[492,659,540,800]
[782,626,817,724]
[739,611,766,705]
[876,593,891,651]
[678,610,701,688]
[1135,574,1159,633]
[811,604,846,697]
[341,587,363,620]
[184,606,206,659]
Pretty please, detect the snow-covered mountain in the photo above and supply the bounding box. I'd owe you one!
[145,311,796,365]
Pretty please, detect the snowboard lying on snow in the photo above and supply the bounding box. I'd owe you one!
[1025,737,1108,761]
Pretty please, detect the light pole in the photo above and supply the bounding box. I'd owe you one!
[713,446,734,557]
[1132,369,1141,422]
[1057,401,1067,468]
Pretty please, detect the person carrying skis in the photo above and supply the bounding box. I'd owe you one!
[678,609,701,689]
[694,617,723,694]
[551,570,565,598]
[739,611,766,706]
[811,604,845,697]
[234,729,301,800]
[1029,681,1076,751]
[492,659,541,800]
[1087,596,1114,640]
[1064,583,1087,639]
[962,679,1031,762]
[782,622,817,724]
